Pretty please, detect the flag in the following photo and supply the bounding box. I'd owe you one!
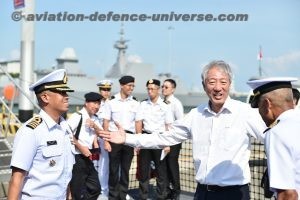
[257,47,263,60]
[14,0,25,9]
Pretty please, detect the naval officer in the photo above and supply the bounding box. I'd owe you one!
[161,79,184,200]
[247,77,300,200]
[102,75,140,200]
[96,79,113,198]
[136,79,173,200]
[68,92,103,200]
[8,69,75,199]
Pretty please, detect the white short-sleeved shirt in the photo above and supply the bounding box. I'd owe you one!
[165,94,184,121]
[136,97,173,133]
[126,97,266,186]
[265,109,300,197]
[10,110,75,199]
[102,93,140,132]
[67,107,101,154]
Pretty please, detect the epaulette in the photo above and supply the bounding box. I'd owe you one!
[133,96,138,101]
[263,119,280,134]
[142,98,148,102]
[110,95,115,100]
[163,99,171,105]
[26,116,43,129]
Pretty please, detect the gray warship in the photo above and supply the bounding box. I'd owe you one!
[33,26,247,111]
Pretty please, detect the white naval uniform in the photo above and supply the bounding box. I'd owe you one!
[67,107,101,153]
[102,93,140,132]
[126,97,266,186]
[136,97,173,133]
[265,109,300,199]
[10,110,75,200]
[166,94,184,121]
[102,92,139,199]
[96,99,110,196]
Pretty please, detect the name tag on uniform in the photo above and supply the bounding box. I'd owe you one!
[47,140,57,146]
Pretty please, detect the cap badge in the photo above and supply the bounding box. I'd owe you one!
[63,72,67,84]
[149,79,153,84]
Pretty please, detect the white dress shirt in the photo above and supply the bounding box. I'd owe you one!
[10,109,75,199]
[165,94,184,121]
[102,93,140,132]
[126,97,266,186]
[136,97,173,132]
[265,109,300,198]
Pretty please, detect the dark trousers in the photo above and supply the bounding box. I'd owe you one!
[70,154,101,200]
[165,143,181,198]
[108,143,134,200]
[139,149,167,200]
[194,183,250,200]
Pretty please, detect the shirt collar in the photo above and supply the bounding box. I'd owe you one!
[115,92,133,101]
[204,96,233,114]
[39,109,60,129]
[165,94,174,101]
[146,96,164,105]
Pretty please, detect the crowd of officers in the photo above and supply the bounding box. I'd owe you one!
[7,60,300,200]
[7,69,184,200]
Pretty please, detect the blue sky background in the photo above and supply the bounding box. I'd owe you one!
[1,0,300,92]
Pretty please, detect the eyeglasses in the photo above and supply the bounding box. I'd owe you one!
[100,88,111,92]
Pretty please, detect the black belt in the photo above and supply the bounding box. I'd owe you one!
[125,130,134,134]
[198,183,247,192]
[142,130,151,134]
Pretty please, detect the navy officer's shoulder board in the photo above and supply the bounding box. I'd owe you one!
[133,96,138,101]
[26,116,43,129]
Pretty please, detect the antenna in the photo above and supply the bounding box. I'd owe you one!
[168,26,174,74]
[258,45,263,77]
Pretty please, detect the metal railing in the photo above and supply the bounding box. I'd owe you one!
[127,138,275,200]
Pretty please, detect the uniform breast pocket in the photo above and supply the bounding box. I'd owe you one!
[111,107,121,120]
[42,145,63,172]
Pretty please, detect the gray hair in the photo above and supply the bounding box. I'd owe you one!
[261,88,293,107]
[201,60,233,82]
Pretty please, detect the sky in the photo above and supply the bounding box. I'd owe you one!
[1,0,300,92]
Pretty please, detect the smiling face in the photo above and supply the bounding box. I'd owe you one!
[120,82,135,98]
[203,66,231,113]
[85,101,101,116]
[99,88,111,100]
[38,90,70,120]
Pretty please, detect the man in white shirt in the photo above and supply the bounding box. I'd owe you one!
[102,76,140,200]
[248,77,300,200]
[95,79,113,198]
[68,92,102,200]
[8,69,75,199]
[100,60,266,200]
[136,79,173,200]
[161,78,184,200]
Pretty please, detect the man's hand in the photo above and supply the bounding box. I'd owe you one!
[163,146,170,154]
[277,189,298,200]
[98,129,126,144]
[98,121,126,144]
[80,146,92,157]
[104,141,112,152]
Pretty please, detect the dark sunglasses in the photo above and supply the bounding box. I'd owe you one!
[100,88,111,92]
